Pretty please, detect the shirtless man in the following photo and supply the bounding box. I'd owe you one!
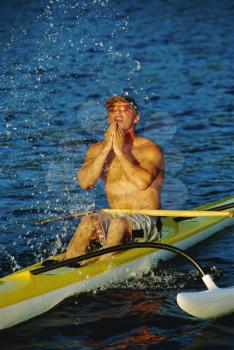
[64,95,164,259]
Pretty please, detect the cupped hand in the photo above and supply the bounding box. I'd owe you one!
[103,122,117,151]
[113,125,125,155]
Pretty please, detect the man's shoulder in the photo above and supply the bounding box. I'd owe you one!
[136,136,163,154]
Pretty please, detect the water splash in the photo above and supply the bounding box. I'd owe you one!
[0,245,21,274]
[87,263,223,296]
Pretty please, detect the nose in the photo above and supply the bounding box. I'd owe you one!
[115,108,122,116]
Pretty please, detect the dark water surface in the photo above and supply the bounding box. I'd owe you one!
[0,0,234,348]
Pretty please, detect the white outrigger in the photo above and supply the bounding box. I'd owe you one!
[0,196,233,331]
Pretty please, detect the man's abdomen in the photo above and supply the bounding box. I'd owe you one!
[105,181,161,209]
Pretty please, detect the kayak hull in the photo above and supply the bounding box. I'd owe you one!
[0,196,233,330]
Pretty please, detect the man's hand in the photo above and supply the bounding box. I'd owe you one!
[113,125,125,156]
[103,122,116,151]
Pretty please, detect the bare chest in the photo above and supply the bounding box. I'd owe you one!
[103,155,125,182]
[103,150,142,183]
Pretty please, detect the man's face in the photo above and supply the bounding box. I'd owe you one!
[108,101,139,132]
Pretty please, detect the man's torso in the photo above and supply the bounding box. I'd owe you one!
[100,136,164,209]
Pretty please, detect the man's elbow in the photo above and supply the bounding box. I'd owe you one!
[77,171,91,189]
[136,175,153,191]
[137,181,151,191]
[138,168,160,190]
[79,181,91,190]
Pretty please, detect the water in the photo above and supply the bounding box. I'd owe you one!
[0,0,234,348]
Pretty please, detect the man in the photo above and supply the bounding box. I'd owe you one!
[64,95,164,260]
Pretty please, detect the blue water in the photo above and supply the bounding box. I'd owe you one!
[0,0,234,348]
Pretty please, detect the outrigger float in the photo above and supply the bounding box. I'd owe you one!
[0,196,234,331]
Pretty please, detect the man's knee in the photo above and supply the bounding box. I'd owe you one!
[107,217,132,244]
[78,214,99,232]
[109,217,130,230]
[66,214,103,258]
[77,214,103,242]
[80,214,99,226]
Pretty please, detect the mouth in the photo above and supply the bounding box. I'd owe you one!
[115,117,123,123]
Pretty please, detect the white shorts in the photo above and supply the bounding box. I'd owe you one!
[95,212,162,242]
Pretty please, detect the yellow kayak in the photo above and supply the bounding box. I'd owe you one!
[0,196,233,330]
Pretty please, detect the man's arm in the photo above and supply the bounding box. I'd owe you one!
[117,145,163,190]
[77,143,110,189]
[78,123,116,189]
[112,126,163,190]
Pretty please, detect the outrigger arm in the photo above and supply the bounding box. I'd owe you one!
[31,242,234,320]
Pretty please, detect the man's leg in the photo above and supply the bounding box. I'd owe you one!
[64,214,104,259]
[99,217,132,261]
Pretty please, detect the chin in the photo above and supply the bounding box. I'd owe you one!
[119,127,128,134]
[117,123,125,130]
